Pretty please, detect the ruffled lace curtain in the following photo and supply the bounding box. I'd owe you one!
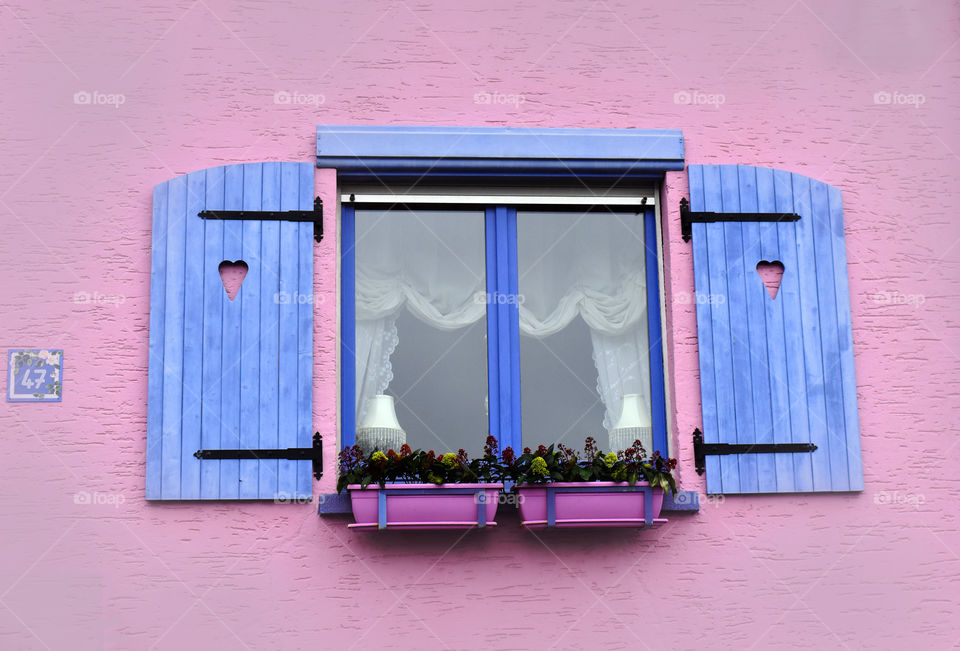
[354,209,651,435]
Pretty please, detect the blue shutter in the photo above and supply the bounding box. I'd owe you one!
[689,164,862,494]
[147,162,315,500]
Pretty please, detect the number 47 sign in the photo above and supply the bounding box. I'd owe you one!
[8,349,62,402]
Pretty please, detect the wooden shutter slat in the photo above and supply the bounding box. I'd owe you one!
[297,162,315,498]
[792,173,835,491]
[721,166,760,493]
[689,166,722,490]
[811,180,852,491]
[277,167,302,498]
[258,163,282,497]
[830,184,863,491]
[161,175,188,499]
[774,168,814,492]
[738,166,777,493]
[757,167,795,492]
[219,164,244,499]
[702,166,739,493]
[200,167,225,499]
[181,171,206,498]
[146,182,168,500]
[239,164,263,499]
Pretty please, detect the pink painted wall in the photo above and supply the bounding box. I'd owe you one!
[1,1,958,648]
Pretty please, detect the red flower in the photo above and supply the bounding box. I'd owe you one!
[584,436,597,457]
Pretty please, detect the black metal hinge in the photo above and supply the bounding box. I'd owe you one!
[680,197,801,244]
[194,432,324,480]
[693,428,817,476]
[199,196,324,242]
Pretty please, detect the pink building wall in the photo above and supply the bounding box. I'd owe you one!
[1,1,958,648]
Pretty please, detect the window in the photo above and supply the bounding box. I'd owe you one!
[144,130,864,503]
[341,189,668,459]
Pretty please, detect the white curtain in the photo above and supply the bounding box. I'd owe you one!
[354,208,651,433]
[590,326,651,432]
[516,210,651,433]
[354,210,486,424]
[354,316,399,425]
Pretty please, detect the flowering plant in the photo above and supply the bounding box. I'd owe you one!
[336,437,506,492]
[337,436,678,496]
[503,437,678,495]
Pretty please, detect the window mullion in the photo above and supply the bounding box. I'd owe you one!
[484,206,522,453]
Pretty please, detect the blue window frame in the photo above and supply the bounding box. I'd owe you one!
[341,202,668,456]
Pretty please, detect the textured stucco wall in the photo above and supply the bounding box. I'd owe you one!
[1,1,958,649]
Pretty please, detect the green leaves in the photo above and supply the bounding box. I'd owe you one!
[336,436,679,496]
[503,437,678,495]
[336,443,507,493]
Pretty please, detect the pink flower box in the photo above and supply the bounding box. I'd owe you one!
[517,481,666,528]
[347,483,503,530]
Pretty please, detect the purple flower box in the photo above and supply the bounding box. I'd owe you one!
[347,483,503,530]
[517,481,666,528]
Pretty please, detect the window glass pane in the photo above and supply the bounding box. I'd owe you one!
[354,209,488,456]
[517,210,652,454]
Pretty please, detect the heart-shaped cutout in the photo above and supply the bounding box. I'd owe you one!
[756,260,784,300]
[218,260,248,301]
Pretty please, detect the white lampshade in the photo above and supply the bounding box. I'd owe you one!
[357,394,406,453]
[608,394,653,455]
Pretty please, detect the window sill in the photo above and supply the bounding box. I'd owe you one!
[316,489,700,515]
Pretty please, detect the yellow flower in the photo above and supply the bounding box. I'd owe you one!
[371,451,388,462]
[603,453,617,468]
[426,473,443,484]
[530,456,549,476]
[441,453,459,468]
